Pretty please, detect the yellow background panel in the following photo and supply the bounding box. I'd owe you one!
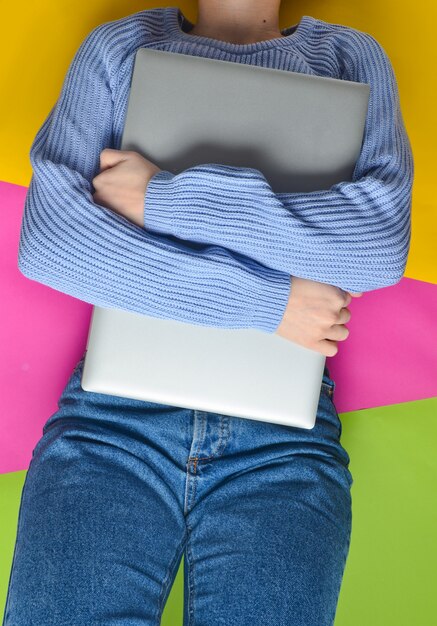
[1,2,435,282]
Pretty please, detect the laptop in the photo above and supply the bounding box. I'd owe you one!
[80,48,370,429]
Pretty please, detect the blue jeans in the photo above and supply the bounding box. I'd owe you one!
[3,353,353,626]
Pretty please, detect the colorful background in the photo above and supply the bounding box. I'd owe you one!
[1,2,436,624]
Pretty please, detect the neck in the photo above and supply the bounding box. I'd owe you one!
[189,0,284,44]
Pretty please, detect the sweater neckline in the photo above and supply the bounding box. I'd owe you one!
[163,6,316,54]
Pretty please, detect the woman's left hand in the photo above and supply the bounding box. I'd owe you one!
[92,148,161,227]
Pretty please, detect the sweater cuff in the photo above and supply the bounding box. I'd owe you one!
[144,169,176,235]
[251,271,291,333]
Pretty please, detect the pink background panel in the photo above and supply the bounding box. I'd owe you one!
[1,180,437,473]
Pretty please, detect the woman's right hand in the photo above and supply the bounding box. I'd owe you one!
[275,276,363,356]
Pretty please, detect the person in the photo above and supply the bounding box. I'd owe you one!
[3,1,413,624]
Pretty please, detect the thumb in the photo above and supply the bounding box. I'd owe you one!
[99,148,129,171]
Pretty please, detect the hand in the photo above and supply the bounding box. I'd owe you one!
[92,149,161,227]
[275,276,363,356]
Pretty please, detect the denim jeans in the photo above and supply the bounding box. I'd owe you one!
[3,353,353,626]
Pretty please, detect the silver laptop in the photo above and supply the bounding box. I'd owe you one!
[80,48,369,429]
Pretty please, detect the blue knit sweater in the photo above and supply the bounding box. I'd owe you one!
[18,6,414,333]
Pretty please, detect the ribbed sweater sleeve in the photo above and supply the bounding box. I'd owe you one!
[17,24,292,332]
[143,32,414,293]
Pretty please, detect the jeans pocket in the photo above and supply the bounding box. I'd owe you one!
[320,377,342,436]
[321,378,336,399]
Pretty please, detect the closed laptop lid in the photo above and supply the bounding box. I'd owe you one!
[81,49,369,428]
[122,48,370,192]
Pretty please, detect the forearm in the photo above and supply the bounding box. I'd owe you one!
[143,163,412,292]
[20,23,291,334]
[143,33,414,293]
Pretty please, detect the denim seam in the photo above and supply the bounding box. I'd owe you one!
[185,456,201,516]
[183,450,198,623]
[183,460,193,516]
[184,520,196,626]
[156,531,188,624]
[184,411,205,514]
[212,414,230,458]
[198,412,207,456]
[188,411,229,464]
[201,413,225,459]
[208,413,228,458]
[191,411,206,461]
[188,414,230,462]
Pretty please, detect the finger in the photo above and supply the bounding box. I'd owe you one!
[337,287,352,306]
[317,339,339,357]
[343,292,352,307]
[100,147,130,170]
[338,307,351,324]
[326,324,350,341]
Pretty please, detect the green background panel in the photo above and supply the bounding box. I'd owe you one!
[2,397,436,624]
